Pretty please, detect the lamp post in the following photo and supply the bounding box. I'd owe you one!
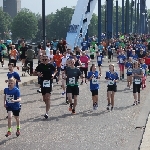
[98,0,101,43]
[122,0,124,34]
[42,0,46,50]
[135,0,137,33]
[148,17,150,34]
[116,0,118,38]
[142,12,145,34]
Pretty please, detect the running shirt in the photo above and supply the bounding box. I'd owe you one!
[81,41,88,51]
[80,56,89,68]
[53,54,63,67]
[66,67,81,86]
[46,47,50,56]
[98,45,104,53]
[10,49,17,60]
[7,72,20,89]
[97,55,103,65]
[105,71,119,85]
[61,57,68,69]
[125,62,133,75]
[117,54,126,64]
[4,87,20,110]
[107,46,112,53]
[132,68,142,83]
[52,42,58,51]
[87,71,99,90]
[90,48,95,56]
[130,54,138,62]
[141,63,147,76]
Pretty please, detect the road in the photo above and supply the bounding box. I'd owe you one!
[0,57,149,150]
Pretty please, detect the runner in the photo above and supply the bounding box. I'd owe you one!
[4,77,21,137]
[125,57,133,89]
[96,51,103,75]
[132,61,143,105]
[65,58,82,114]
[105,64,119,111]
[87,64,100,110]
[20,42,27,66]
[117,50,126,80]
[0,40,6,67]
[80,51,89,84]
[36,55,56,119]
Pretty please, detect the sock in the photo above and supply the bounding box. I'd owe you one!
[122,74,124,79]
[8,128,12,132]
[17,126,20,130]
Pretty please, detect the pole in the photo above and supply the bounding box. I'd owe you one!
[131,0,133,33]
[135,0,137,33]
[137,1,139,34]
[122,0,124,34]
[98,0,102,43]
[125,0,129,34]
[42,0,46,50]
[116,0,118,38]
[105,0,107,35]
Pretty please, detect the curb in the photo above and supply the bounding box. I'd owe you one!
[0,79,38,95]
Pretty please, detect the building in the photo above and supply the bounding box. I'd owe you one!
[3,0,21,18]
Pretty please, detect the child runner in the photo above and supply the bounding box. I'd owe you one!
[87,64,100,110]
[105,64,119,111]
[125,57,133,89]
[4,78,21,137]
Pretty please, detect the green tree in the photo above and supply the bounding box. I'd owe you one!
[47,7,74,40]
[11,8,38,40]
[0,7,12,39]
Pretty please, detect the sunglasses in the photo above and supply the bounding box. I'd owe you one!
[42,59,48,61]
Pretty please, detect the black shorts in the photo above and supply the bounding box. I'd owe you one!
[20,54,26,59]
[133,82,141,93]
[90,55,94,60]
[108,52,112,59]
[53,50,56,55]
[91,89,98,96]
[10,59,17,67]
[41,87,52,95]
[6,107,20,116]
[98,64,102,67]
[127,74,132,76]
[80,67,88,78]
[0,55,3,63]
[107,85,117,92]
[66,85,79,95]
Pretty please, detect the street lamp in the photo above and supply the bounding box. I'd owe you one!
[142,12,145,34]
[42,0,46,50]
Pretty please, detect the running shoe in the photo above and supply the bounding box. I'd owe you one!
[72,109,76,114]
[111,107,114,111]
[80,81,83,85]
[138,100,140,104]
[133,101,137,106]
[16,129,20,137]
[6,116,8,119]
[44,114,48,119]
[66,100,69,104]
[69,104,73,111]
[37,88,41,93]
[93,104,96,110]
[5,131,11,137]
[107,103,110,110]
[62,92,66,95]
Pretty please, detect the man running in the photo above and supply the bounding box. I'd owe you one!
[36,55,56,119]
[65,58,82,114]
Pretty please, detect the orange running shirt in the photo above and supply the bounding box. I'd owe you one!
[10,49,17,59]
[53,54,63,67]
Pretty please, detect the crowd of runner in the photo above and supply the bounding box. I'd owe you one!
[0,33,150,137]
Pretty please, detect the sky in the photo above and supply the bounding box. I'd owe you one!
[0,0,150,15]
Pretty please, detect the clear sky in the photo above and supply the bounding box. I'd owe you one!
[0,0,149,15]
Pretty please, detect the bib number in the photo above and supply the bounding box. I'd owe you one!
[134,79,141,84]
[69,77,75,85]
[6,95,14,103]
[120,58,123,63]
[43,80,50,87]
[98,57,101,61]
[108,80,114,85]
[82,63,85,67]
[142,69,145,74]
[128,68,132,73]
[92,78,98,84]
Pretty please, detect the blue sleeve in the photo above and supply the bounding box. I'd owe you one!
[4,88,6,94]
[14,72,20,81]
[16,89,20,98]
[87,72,91,79]
[105,72,109,79]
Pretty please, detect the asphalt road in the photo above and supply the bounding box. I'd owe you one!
[0,57,149,150]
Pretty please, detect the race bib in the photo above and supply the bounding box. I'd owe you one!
[92,78,98,84]
[82,63,85,67]
[69,77,75,85]
[142,69,145,74]
[120,58,123,63]
[43,80,50,87]
[134,79,141,84]
[128,68,132,72]
[6,95,14,103]
[98,57,101,61]
[108,80,114,85]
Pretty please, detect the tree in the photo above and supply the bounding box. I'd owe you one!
[11,8,38,40]
[47,7,74,40]
[0,7,12,39]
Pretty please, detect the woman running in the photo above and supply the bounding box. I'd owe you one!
[132,61,143,105]
[105,64,119,111]
[125,57,133,89]
[87,64,100,110]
